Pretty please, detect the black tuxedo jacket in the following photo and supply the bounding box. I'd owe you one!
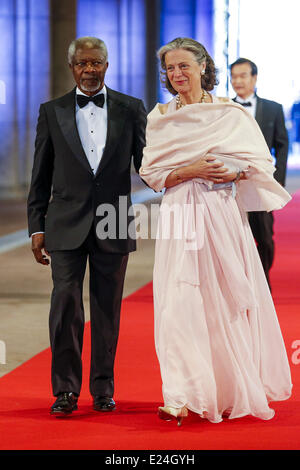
[27,87,147,253]
[255,96,288,185]
[235,95,288,186]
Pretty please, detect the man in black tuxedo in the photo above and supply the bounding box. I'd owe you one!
[27,37,146,415]
[230,58,289,289]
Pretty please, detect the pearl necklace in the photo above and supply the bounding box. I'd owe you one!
[176,89,209,109]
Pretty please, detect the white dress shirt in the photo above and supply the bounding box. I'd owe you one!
[235,93,257,119]
[75,85,108,174]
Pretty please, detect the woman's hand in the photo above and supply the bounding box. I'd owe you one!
[185,156,230,183]
[165,156,229,188]
[218,171,238,183]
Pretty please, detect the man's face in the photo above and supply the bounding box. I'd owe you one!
[230,63,257,100]
[70,47,108,96]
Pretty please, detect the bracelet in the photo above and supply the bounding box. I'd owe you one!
[233,169,242,183]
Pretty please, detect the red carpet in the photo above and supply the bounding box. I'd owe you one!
[0,193,299,451]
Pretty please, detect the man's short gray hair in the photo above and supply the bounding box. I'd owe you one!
[68,36,108,65]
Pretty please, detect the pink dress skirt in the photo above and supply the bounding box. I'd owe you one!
[153,178,292,423]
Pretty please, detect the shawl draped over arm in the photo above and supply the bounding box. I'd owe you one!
[139,101,291,212]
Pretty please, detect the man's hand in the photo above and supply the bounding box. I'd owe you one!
[31,233,50,265]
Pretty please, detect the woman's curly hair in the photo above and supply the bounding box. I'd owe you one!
[157,37,218,95]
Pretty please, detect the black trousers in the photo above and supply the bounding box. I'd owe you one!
[248,211,274,288]
[49,227,128,398]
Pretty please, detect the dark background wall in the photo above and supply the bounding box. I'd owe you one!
[0,0,214,198]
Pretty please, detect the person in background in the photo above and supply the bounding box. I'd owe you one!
[291,99,300,154]
[230,58,289,289]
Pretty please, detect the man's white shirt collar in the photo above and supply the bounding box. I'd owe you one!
[76,85,107,98]
[235,93,256,104]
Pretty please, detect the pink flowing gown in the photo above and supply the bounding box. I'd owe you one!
[140,96,292,422]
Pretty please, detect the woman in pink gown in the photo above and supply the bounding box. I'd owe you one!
[139,38,292,426]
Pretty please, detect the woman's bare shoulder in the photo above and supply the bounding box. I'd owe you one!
[157,98,176,114]
[157,101,174,115]
[216,96,232,103]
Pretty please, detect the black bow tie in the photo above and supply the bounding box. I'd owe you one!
[77,93,105,108]
[239,101,252,107]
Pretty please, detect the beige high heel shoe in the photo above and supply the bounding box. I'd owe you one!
[158,406,188,426]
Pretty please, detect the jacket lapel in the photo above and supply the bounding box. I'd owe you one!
[255,95,264,128]
[54,88,93,175]
[95,87,127,177]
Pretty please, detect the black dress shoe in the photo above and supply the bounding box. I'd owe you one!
[50,392,78,415]
[93,396,116,412]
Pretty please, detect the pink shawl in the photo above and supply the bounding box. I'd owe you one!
[139,98,291,212]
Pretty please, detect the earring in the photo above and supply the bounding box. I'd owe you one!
[201,70,205,75]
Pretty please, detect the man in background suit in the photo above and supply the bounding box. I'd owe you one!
[230,58,289,289]
[27,37,146,415]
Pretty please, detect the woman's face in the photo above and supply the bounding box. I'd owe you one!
[165,48,205,95]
